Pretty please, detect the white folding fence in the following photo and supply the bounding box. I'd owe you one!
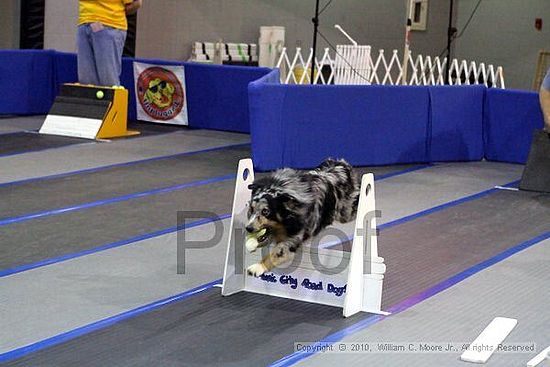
[276,46,505,88]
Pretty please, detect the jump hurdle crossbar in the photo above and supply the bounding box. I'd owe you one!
[221,159,389,317]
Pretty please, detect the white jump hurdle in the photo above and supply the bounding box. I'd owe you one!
[221,159,389,317]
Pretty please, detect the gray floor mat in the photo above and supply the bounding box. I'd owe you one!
[4,190,548,366]
[0,132,90,156]
[0,129,250,185]
[0,180,235,271]
[298,240,550,367]
[0,162,414,272]
[0,163,517,355]
[0,115,45,133]
[0,145,250,219]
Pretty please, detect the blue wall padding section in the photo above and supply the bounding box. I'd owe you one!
[484,88,544,164]
[118,57,270,132]
[249,70,430,170]
[53,51,78,95]
[120,57,137,120]
[249,70,287,170]
[0,50,270,133]
[428,85,485,162]
[2,49,547,167]
[184,62,271,132]
[0,50,56,114]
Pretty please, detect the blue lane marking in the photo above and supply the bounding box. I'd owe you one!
[0,142,250,189]
[378,179,520,231]
[0,167,522,361]
[0,164,429,228]
[269,229,550,367]
[0,174,235,227]
[0,214,231,278]
[374,164,431,180]
[318,179,520,249]
[0,278,222,363]
[0,162,430,277]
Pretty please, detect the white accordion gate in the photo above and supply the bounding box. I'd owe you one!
[276,46,506,88]
[221,159,389,318]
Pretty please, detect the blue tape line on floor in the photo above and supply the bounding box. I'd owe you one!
[0,213,231,278]
[0,166,517,361]
[0,174,235,227]
[0,142,250,189]
[0,163,430,277]
[269,222,549,367]
[318,179,520,250]
[0,278,222,363]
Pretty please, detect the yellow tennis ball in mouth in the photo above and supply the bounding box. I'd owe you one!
[245,228,268,252]
[245,236,259,252]
[256,228,267,238]
[96,90,104,99]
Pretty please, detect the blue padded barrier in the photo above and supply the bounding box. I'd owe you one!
[120,57,270,133]
[249,70,431,170]
[53,52,78,96]
[0,50,270,134]
[1,49,546,166]
[248,70,287,170]
[484,88,544,164]
[428,85,485,162]
[0,50,56,115]
[184,62,271,132]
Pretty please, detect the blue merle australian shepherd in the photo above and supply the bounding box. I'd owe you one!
[245,158,359,277]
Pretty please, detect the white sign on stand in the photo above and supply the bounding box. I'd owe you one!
[221,159,389,317]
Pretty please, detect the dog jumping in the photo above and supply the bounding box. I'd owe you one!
[245,158,359,277]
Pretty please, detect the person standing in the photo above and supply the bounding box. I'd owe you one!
[539,68,550,132]
[77,0,142,86]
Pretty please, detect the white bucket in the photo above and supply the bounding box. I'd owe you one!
[259,26,285,68]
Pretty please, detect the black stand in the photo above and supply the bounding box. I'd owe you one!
[519,129,550,193]
[311,0,320,84]
[445,0,457,84]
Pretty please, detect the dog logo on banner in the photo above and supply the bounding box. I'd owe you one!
[134,62,188,125]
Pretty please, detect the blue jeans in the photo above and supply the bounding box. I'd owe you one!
[543,67,550,91]
[77,23,127,86]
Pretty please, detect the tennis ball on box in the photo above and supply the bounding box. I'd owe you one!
[96,90,104,99]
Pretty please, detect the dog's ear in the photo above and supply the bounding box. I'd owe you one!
[280,193,301,210]
[248,183,258,191]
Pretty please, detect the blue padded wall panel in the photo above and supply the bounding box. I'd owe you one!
[0,50,55,115]
[280,85,430,169]
[428,85,485,162]
[484,88,544,164]
[184,62,271,133]
[248,70,287,171]
[121,57,270,132]
[53,52,78,96]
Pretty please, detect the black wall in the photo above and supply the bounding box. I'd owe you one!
[20,0,45,49]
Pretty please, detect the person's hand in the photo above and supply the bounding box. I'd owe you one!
[125,0,142,15]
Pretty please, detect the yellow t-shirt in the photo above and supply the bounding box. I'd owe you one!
[79,0,133,30]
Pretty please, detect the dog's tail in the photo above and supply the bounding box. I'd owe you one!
[317,158,357,180]
[317,158,356,182]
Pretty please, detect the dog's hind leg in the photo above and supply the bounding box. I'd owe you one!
[335,192,360,223]
[247,241,298,277]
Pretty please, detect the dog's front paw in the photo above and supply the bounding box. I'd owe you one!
[247,263,267,277]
